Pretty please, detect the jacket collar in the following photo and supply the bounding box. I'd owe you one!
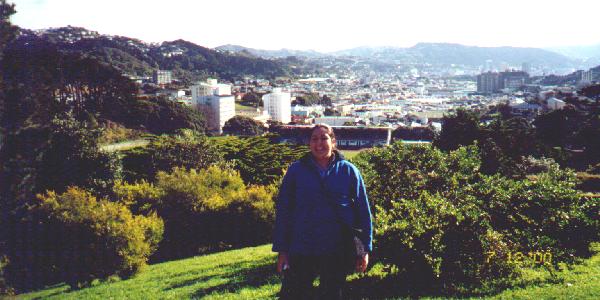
[300,149,345,169]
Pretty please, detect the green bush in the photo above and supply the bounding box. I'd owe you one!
[5,187,163,291]
[0,255,14,296]
[98,122,144,145]
[114,166,277,261]
[354,142,598,291]
[214,135,307,185]
[121,130,222,182]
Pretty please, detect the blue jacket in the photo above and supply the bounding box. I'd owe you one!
[272,151,373,255]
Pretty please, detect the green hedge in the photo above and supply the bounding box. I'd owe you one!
[114,166,277,261]
[353,142,599,292]
[5,187,163,291]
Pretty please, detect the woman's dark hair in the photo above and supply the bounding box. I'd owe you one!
[311,124,337,149]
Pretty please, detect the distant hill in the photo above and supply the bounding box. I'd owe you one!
[546,44,600,69]
[19,26,293,83]
[216,44,324,58]
[332,43,576,69]
[220,42,580,71]
[547,44,600,59]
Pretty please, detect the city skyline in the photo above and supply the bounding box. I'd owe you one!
[10,0,600,52]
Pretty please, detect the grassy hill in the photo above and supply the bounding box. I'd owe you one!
[18,243,600,299]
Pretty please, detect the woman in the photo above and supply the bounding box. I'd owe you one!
[273,124,373,299]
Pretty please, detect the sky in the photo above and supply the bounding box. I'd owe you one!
[9,0,600,52]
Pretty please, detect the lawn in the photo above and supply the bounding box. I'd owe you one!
[99,138,150,152]
[18,243,600,299]
[340,149,370,160]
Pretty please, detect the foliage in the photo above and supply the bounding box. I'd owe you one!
[393,126,436,141]
[353,142,599,289]
[292,93,321,106]
[222,115,265,136]
[241,92,262,107]
[121,130,222,182]
[478,117,542,177]
[1,35,205,136]
[114,167,277,261]
[214,135,307,185]
[130,96,206,134]
[98,122,144,145]
[0,0,16,61]
[4,187,163,291]
[0,114,121,214]
[36,116,122,196]
[574,113,600,167]
[434,108,481,151]
[533,106,581,147]
[1,36,139,131]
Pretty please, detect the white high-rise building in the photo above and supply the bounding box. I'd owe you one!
[191,79,235,133]
[262,88,291,124]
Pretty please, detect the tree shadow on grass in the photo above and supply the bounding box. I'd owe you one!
[161,255,279,298]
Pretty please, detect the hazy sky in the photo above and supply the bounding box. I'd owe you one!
[10,0,600,52]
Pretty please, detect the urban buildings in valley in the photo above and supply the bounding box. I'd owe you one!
[191,79,235,133]
[477,70,530,93]
[262,88,291,124]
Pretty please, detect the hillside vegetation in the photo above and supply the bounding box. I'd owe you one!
[19,26,292,82]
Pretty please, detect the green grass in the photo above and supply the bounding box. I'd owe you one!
[17,244,600,299]
[484,247,600,300]
[235,103,259,114]
[99,139,149,152]
[19,245,281,300]
[341,149,370,160]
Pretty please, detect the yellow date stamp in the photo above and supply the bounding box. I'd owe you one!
[486,250,553,265]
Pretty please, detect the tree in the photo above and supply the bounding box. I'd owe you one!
[0,0,16,60]
[293,93,320,106]
[222,115,265,136]
[533,106,580,147]
[215,136,307,185]
[574,113,600,167]
[130,96,206,134]
[0,1,17,294]
[321,94,332,106]
[479,117,540,176]
[434,108,481,151]
[241,92,262,107]
[121,130,222,182]
[0,113,122,212]
[1,37,140,131]
[393,126,436,141]
[323,107,339,116]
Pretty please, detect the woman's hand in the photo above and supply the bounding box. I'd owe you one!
[355,253,369,273]
[277,252,290,274]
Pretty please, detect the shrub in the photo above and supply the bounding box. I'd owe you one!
[214,136,307,185]
[121,130,222,182]
[5,187,163,291]
[0,255,14,296]
[98,122,144,145]
[356,142,598,291]
[474,166,598,261]
[115,166,277,261]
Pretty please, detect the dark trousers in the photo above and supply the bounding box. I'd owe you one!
[279,254,350,300]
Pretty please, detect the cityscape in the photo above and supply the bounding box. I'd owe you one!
[19,26,596,144]
[2,0,600,299]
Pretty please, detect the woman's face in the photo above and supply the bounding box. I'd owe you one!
[310,127,335,161]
